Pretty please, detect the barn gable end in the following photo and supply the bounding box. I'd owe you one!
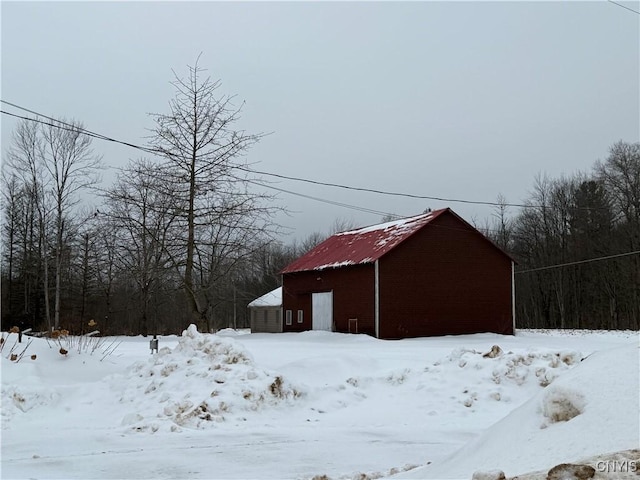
[378,211,514,338]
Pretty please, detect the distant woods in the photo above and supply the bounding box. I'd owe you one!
[483,141,640,330]
[1,60,286,336]
[1,89,638,334]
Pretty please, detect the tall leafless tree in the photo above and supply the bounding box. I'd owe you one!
[4,118,102,330]
[491,193,513,251]
[148,58,277,331]
[5,120,53,330]
[40,119,102,329]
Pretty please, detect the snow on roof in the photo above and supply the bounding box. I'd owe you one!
[281,209,447,274]
[247,287,282,308]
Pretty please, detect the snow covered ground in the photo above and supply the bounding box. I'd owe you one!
[1,327,638,480]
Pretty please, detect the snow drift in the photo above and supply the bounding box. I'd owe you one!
[394,343,640,479]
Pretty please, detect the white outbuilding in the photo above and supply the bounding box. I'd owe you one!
[247,287,283,333]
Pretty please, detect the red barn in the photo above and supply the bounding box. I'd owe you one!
[280,208,515,339]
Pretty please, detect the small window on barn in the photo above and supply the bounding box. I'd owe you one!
[263,309,268,324]
[285,310,292,325]
[297,310,303,323]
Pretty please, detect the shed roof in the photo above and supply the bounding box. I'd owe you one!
[281,209,449,274]
[247,287,282,308]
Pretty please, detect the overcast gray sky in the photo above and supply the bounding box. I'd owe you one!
[2,1,638,242]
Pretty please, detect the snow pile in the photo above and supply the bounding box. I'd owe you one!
[116,324,303,432]
[394,343,640,479]
[292,344,584,439]
[434,346,581,408]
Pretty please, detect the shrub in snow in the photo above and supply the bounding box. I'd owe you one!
[44,330,121,360]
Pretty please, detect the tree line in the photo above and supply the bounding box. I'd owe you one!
[483,141,640,330]
[1,59,638,334]
[1,60,293,335]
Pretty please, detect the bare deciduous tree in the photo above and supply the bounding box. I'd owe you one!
[1,173,22,321]
[148,58,276,330]
[41,119,102,329]
[596,141,640,327]
[491,194,513,251]
[5,120,52,329]
[4,118,102,330]
[104,158,180,335]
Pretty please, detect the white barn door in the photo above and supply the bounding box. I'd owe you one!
[312,292,333,331]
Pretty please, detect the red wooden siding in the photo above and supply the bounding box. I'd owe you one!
[378,211,513,339]
[282,264,376,336]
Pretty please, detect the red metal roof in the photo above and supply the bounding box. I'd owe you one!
[281,208,448,274]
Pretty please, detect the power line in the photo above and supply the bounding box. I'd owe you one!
[4,104,407,219]
[237,166,543,209]
[0,99,612,213]
[5,103,534,209]
[251,178,540,239]
[1,110,109,140]
[515,250,640,274]
[607,0,640,15]
[247,180,401,218]
[1,102,159,156]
